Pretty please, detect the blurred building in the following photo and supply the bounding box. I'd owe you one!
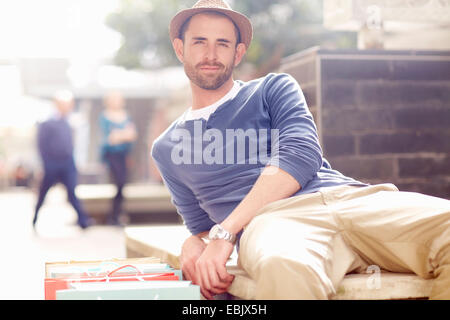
[324,0,450,50]
[0,58,188,186]
[0,62,53,189]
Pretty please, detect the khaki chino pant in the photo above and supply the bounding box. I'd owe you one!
[238,184,450,299]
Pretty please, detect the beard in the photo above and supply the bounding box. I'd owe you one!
[184,58,235,90]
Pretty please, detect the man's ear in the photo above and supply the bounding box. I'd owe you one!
[234,43,247,67]
[172,38,184,63]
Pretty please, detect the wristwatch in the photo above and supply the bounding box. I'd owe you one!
[208,224,236,244]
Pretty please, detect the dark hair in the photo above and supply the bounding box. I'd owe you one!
[179,11,241,47]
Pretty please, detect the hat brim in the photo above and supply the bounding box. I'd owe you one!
[169,7,253,49]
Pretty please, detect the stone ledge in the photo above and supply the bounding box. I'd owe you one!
[75,183,178,218]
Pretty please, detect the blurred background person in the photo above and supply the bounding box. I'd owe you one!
[12,162,33,188]
[99,91,137,226]
[33,90,91,229]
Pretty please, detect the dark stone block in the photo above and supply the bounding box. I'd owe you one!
[395,108,450,130]
[391,60,450,81]
[357,82,450,110]
[321,59,391,81]
[322,81,358,109]
[330,157,395,180]
[360,132,450,154]
[322,109,395,132]
[322,135,355,157]
[398,157,450,178]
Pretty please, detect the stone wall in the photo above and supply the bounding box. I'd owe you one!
[279,48,450,199]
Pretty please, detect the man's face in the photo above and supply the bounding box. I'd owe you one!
[176,13,245,90]
[55,99,74,116]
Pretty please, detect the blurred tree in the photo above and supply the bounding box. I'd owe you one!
[106,0,356,75]
[106,0,183,69]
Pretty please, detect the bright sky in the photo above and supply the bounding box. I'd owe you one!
[0,0,123,129]
[0,0,121,60]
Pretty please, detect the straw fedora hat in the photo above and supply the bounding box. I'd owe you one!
[169,0,253,49]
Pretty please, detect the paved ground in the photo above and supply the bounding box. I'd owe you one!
[0,185,178,300]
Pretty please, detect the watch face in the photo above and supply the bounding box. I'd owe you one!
[210,224,220,239]
[210,224,225,240]
[209,224,235,243]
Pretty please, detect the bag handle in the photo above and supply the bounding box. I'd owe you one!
[107,264,143,277]
[104,265,176,283]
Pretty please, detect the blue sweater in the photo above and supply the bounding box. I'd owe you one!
[38,116,74,164]
[151,73,365,237]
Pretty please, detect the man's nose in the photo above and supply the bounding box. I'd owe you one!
[204,43,218,61]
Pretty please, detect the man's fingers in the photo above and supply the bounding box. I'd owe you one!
[191,239,235,299]
[200,287,214,300]
[207,264,233,294]
[200,261,233,296]
[207,261,223,289]
[210,287,228,295]
[199,262,213,292]
[195,262,206,290]
[196,264,214,300]
[217,263,234,284]
[182,267,194,282]
[181,260,197,283]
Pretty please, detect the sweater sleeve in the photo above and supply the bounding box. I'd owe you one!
[264,73,323,189]
[151,141,216,235]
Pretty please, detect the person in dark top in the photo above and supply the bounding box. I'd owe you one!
[32,90,91,229]
[99,91,137,226]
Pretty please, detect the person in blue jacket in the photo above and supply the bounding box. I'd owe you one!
[33,90,91,229]
[99,91,137,226]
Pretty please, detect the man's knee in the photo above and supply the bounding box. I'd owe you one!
[239,212,336,299]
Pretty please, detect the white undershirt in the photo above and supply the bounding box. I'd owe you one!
[182,81,241,122]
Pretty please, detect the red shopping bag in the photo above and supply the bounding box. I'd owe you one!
[45,265,179,300]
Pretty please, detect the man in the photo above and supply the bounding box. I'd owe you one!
[152,0,450,299]
[33,90,91,230]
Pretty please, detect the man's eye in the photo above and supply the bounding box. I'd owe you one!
[218,43,229,47]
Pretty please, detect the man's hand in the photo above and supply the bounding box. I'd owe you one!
[180,235,206,285]
[195,239,235,299]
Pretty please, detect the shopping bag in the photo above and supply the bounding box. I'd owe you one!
[45,264,179,300]
[45,257,161,278]
[56,280,201,300]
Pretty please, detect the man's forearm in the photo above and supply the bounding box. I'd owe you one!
[221,166,301,235]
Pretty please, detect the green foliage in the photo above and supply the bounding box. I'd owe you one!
[106,0,183,68]
[105,0,356,70]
